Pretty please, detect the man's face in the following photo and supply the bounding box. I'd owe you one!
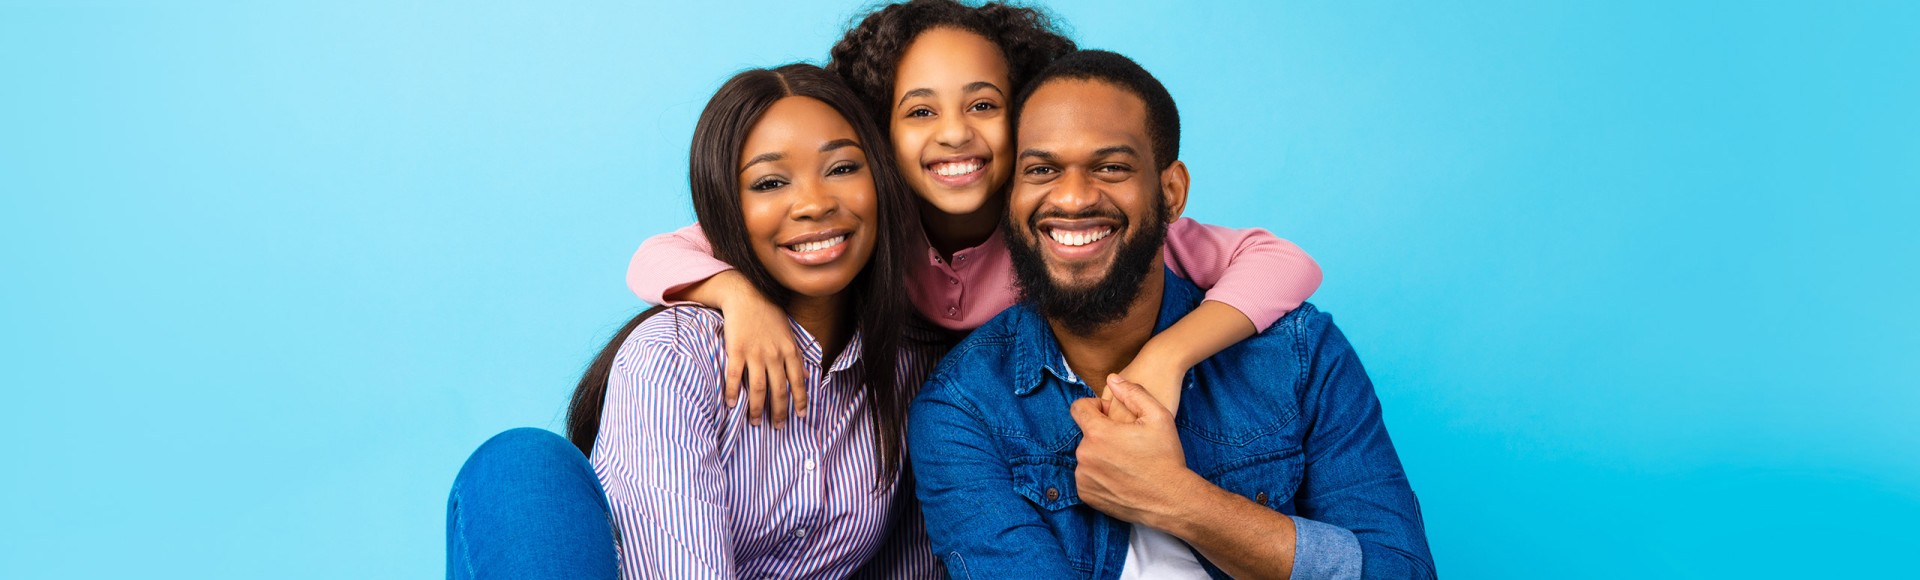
[1006,79,1172,335]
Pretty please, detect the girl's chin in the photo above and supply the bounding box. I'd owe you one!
[916,187,999,218]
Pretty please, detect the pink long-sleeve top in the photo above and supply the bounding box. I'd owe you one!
[626,219,1322,332]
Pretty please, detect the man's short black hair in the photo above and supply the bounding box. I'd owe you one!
[1011,49,1180,170]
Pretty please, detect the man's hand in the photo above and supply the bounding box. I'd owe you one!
[1070,375,1203,528]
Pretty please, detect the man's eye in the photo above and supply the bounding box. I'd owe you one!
[1024,166,1057,176]
[751,178,788,191]
[1096,164,1129,173]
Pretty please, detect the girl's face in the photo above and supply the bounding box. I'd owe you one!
[737,96,881,299]
[888,27,1014,219]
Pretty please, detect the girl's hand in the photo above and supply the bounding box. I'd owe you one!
[1114,354,1187,415]
[720,294,809,427]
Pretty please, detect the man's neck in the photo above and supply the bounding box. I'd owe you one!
[1048,263,1166,397]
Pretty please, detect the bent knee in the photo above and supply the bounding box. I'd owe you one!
[454,428,594,490]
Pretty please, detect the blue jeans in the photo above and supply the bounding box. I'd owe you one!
[446,428,618,580]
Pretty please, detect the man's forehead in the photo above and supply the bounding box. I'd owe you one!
[1018,79,1150,154]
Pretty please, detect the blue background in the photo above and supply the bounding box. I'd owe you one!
[4,1,1915,577]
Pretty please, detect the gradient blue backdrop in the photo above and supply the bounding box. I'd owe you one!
[4,1,1915,578]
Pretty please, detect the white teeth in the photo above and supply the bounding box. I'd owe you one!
[789,235,847,253]
[930,160,982,177]
[1047,228,1112,247]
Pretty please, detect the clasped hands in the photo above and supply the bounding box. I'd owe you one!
[1068,374,1206,528]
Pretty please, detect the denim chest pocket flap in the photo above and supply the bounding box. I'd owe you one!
[1201,448,1306,512]
[1010,455,1080,511]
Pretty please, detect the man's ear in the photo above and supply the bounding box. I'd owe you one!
[1158,160,1190,221]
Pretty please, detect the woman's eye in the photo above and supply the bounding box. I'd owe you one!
[828,162,862,176]
[750,178,788,191]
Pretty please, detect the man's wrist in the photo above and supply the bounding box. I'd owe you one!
[1143,469,1219,533]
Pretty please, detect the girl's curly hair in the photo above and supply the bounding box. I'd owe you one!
[828,0,1076,127]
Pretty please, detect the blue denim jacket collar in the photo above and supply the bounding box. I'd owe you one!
[1011,267,1202,397]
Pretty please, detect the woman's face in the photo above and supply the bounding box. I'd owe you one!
[737,96,881,299]
[888,27,1014,219]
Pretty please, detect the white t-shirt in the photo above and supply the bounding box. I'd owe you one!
[1118,525,1209,579]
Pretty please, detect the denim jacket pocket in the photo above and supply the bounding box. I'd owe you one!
[1203,448,1305,513]
[1009,455,1098,572]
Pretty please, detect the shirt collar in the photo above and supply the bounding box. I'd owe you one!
[1011,267,1203,396]
[787,318,864,374]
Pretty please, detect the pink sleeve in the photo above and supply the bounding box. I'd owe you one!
[1162,217,1323,331]
[626,223,735,305]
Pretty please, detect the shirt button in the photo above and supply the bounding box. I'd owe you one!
[1046,487,1059,501]
[803,458,816,471]
[793,528,808,539]
[1255,491,1269,503]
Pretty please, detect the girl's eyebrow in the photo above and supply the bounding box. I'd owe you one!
[896,82,1006,107]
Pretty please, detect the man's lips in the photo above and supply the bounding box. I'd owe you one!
[1036,218,1120,261]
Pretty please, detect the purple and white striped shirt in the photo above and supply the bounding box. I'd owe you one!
[589,306,943,579]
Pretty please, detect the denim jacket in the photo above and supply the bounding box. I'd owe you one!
[907,269,1434,579]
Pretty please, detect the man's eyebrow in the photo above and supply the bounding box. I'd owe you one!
[820,139,861,153]
[896,88,934,107]
[1093,145,1139,158]
[740,152,783,172]
[1018,148,1055,162]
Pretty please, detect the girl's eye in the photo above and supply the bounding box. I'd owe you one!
[829,162,862,176]
[969,102,998,113]
[905,108,934,119]
[750,177,788,191]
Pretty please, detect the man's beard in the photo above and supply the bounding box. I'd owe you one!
[1006,191,1170,336]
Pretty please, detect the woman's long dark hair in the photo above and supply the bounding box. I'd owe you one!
[568,64,922,482]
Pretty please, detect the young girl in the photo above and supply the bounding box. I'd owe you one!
[628,0,1322,426]
[447,64,937,579]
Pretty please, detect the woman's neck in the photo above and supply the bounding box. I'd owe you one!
[919,194,1005,259]
[787,291,854,366]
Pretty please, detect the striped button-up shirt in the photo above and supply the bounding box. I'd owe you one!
[589,306,942,579]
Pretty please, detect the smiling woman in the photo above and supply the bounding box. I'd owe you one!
[445,63,938,580]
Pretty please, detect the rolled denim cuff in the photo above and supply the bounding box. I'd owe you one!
[1288,515,1362,580]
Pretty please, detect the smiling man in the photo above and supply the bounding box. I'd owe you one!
[907,51,1434,579]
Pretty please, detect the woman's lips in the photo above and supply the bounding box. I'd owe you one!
[925,157,987,188]
[780,232,852,266]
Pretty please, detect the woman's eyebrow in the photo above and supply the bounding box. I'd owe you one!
[820,139,861,153]
[740,152,784,172]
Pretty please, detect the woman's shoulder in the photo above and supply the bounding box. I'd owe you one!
[617,304,728,365]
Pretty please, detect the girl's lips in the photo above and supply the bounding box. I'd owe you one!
[780,232,852,266]
[924,157,987,189]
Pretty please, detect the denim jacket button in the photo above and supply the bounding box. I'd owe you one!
[1046,487,1060,501]
[1255,491,1268,503]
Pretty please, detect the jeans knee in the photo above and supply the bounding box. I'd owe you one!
[455,428,590,490]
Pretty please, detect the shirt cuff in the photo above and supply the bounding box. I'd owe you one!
[1288,515,1362,580]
